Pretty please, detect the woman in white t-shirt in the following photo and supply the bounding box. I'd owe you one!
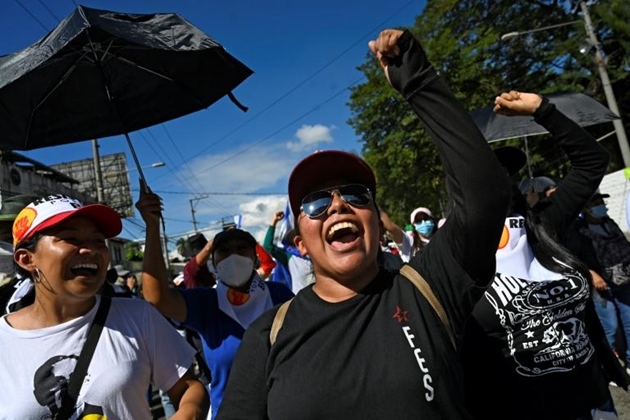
[0,195,209,419]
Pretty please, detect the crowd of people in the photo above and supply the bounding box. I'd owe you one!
[0,28,628,420]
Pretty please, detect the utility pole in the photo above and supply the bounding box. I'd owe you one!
[190,198,198,232]
[189,194,214,232]
[580,1,630,166]
[162,230,171,272]
[92,139,105,203]
[500,5,629,166]
[92,139,112,253]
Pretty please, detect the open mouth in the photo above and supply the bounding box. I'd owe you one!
[70,262,99,277]
[327,222,359,247]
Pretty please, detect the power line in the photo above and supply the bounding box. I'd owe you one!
[136,128,231,215]
[17,0,413,225]
[166,1,414,180]
[131,189,285,196]
[160,124,207,193]
[163,217,194,224]
[121,224,140,239]
[13,0,49,32]
[180,77,365,181]
[181,0,416,160]
[36,0,61,22]
[123,217,146,231]
[150,0,415,187]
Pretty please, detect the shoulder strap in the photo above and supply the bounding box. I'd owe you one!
[56,296,111,420]
[269,266,457,349]
[269,298,294,346]
[399,264,456,349]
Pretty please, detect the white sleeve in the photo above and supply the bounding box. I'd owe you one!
[143,302,197,392]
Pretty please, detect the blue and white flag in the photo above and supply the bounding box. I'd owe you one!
[234,214,243,229]
[276,200,293,248]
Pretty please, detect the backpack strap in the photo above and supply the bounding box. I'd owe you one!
[57,296,111,420]
[268,266,456,349]
[399,264,456,349]
[269,298,294,346]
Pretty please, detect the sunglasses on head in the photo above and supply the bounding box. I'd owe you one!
[300,184,373,218]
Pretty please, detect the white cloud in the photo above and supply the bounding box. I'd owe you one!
[157,142,297,242]
[165,143,292,200]
[154,129,334,244]
[164,196,287,249]
[286,124,335,152]
[238,195,289,242]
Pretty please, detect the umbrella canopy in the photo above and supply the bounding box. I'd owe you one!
[0,5,253,151]
[470,92,619,143]
[517,176,558,195]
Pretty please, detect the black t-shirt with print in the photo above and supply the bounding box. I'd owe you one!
[462,96,611,420]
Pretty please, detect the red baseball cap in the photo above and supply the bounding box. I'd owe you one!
[12,195,122,246]
[288,150,376,220]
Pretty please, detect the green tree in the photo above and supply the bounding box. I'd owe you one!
[124,241,144,262]
[176,237,190,258]
[348,0,629,225]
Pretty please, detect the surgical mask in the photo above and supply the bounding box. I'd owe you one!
[589,204,608,219]
[216,254,254,288]
[414,220,435,236]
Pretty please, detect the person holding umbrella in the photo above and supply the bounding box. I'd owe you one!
[216,29,510,419]
[462,91,626,419]
[0,195,208,419]
[138,188,294,420]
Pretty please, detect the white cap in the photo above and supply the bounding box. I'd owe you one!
[410,207,432,224]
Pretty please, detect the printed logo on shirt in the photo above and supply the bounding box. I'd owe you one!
[33,354,107,419]
[227,289,250,306]
[401,325,435,401]
[497,217,525,251]
[393,306,408,323]
[484,271,594,377]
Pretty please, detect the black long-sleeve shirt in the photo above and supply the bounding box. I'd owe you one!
[463,99,611,420]
[217,31,510,420]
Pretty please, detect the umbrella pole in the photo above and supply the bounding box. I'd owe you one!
[523,137,533,179]
[123,132,148,187]
[123,132,171,273]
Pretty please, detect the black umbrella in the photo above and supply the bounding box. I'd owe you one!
[0,5,252,181]
[470,92,619,143]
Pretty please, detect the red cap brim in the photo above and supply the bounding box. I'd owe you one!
[22,204,122,243]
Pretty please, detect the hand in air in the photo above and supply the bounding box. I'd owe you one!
[136,179,163,226]
[493,91,543,117]
[271,211,284,226]
[368,29,405,84]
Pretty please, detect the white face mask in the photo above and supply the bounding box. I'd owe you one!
[216,254,254,288]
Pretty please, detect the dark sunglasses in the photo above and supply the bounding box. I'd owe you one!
[300,184,373,218]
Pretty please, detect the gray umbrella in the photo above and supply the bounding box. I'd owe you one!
[470,92,619,143]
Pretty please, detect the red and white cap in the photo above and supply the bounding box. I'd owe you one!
[288,150,377,221]
[12,195,122,246]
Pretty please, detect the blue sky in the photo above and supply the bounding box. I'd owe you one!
[1,0,423,248]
